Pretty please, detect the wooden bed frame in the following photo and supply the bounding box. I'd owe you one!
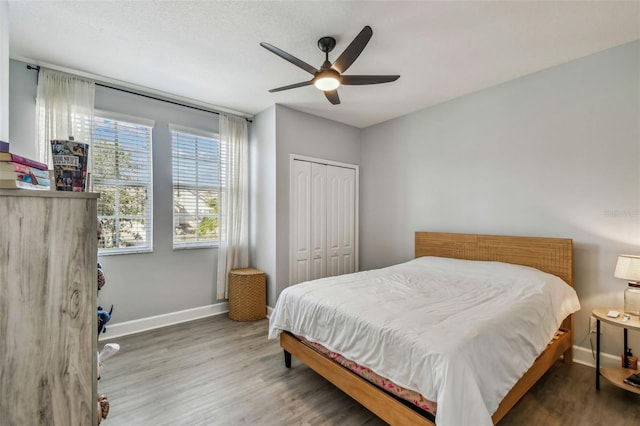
[280,231,574,425]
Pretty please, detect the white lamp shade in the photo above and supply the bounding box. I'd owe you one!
[614,255,640,282]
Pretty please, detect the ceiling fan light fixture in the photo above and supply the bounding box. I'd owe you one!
[314,70,341,91]
[261,26,399,105]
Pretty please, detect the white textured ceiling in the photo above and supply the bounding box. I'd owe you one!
[8,0,640,128]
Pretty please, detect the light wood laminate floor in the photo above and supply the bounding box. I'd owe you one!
[98,315,640,426]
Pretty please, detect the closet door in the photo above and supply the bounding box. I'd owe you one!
[326,165,356,277]
[309,162,327,280]
[290,157,357,285]
[290,160,312,284]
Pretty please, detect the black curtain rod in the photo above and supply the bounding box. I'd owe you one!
[26,64,252,123]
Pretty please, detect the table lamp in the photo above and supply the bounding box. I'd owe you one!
[614,254,640,316]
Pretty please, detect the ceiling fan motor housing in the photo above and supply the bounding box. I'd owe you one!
[318,36,336,53]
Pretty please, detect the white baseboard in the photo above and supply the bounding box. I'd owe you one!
[573,344,620,369]
[99,302,229,341]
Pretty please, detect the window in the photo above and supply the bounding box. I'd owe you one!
[171,125,221,249]
[93,111,154,254]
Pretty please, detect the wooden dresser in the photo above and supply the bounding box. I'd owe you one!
[0,190,98,425]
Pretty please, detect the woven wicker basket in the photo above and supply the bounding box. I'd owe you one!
[228,268,266,321]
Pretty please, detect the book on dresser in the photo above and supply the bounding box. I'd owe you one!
[0,140,9,152]
[0,170,50,185]
[0,163,51,190]
[0,162,50,177]
[0,152,48,171]
[51,139,89,192]
[0,179,50,190]
[0,151,51,191]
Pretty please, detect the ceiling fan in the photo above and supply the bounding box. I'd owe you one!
[260,25,400,105]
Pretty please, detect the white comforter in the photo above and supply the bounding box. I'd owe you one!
[269,256,581,426]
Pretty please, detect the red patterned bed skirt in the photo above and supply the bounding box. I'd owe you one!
[298,336,438,417]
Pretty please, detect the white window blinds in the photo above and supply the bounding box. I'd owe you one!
[170,124,220,248]
[93,111,154,254]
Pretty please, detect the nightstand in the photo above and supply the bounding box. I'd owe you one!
[592,308,640,394]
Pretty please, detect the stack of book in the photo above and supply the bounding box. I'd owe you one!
[0,141,51,191]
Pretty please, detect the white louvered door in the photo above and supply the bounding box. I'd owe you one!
[326,165,355,277]
[291,160,311,284]
[310,162,327,280]
[290,158,357,285]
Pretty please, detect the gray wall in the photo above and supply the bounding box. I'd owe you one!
[248,104,364,308]
[249,105,277,306]
[0,1,8,140]
[8,60,37,158]
[360,41,640,357]
[272,105,361,306]
[9,60,222,322]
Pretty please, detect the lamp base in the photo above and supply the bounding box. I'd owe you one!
[624,282,640,316]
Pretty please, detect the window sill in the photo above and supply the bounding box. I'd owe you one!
[173,243,218,250]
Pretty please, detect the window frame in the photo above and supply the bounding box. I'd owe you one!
[93,109,155,255]
[170,124,221,250]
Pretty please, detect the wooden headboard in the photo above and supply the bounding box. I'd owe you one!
[415,232,573,286]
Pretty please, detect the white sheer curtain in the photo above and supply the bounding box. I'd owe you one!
[216,114,249,299]
[36,68,95,169]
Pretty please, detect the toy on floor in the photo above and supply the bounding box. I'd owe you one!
[97,394,109,424]
[97,305,113,334]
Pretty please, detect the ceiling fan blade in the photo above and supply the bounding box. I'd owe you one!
[268,80,313,93]
[260,42,319,75]
[332,25,373,74]
[341,75,400,85]
[324,90,340,105]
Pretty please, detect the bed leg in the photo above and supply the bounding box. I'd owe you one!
[284,350,292,368]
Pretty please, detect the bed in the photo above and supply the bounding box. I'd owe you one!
[269,232,579,425]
